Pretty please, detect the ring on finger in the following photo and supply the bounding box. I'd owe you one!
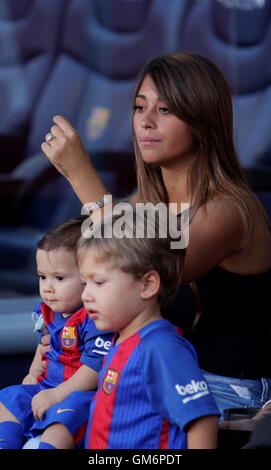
[45,133,55,143]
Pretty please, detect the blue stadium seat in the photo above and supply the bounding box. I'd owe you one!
[182,0,271,170]
[0,0,67,173]
[27,0,191,181]
[0,0,191,294]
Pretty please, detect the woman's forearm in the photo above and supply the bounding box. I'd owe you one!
[41,115,109,204]
[68,159,109,204]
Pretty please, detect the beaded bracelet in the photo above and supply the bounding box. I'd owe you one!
[82,194,112,216]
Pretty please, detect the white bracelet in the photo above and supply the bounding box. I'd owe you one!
[82,194,112,216]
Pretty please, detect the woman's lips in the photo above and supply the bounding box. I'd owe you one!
[139,138,161,146]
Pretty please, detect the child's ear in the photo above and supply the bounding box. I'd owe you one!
[141,271,160,300]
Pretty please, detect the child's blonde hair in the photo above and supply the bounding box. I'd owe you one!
[77,207,184,306]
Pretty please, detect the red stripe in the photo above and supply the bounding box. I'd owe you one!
[59,307,87,381]
[61,357,83,382]
[37,356,49,383]
[38,306,86,384]
[87,333,140,449]
[40,304,55,326]
[74,421,88,446]
[66,307,87,326]
[175,327,183,337]
[159,419,170,449]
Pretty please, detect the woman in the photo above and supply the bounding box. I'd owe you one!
[42,52,271,417]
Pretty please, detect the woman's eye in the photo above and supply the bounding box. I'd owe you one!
[133,105,144,112]
[159,107,170,114]
[39,275,46,280]
[56,276,64,281]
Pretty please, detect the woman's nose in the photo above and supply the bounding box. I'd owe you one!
[140,109,156,129]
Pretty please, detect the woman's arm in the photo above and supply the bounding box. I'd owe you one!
[41,115,109,204]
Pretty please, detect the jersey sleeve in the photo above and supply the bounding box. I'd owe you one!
[79,319,113,372]
[140,328,220,431]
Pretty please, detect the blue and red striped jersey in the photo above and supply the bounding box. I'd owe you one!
[85,319,219,449]
[35,303,113,388]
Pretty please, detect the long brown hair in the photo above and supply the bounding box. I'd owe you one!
[132,52,269,234]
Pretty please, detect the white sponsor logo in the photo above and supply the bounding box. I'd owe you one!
[175,380,210,404]
[93,336,111,355]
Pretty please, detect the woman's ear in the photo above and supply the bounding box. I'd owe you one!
[140,270,160,300]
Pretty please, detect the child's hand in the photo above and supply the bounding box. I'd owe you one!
[31,388,59,420]
[22,374,39,385]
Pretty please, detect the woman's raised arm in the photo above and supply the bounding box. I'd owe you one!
[41,115,109,204]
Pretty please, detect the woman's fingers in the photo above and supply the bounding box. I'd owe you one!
[53,115,77,137]
[42,116,79,153]
[41,115,93,187]
[41,141,54,156]
[50,124,65,139]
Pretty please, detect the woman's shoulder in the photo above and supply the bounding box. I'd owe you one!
[182,196,246,282]
[192,195,245,239]
[198,195,240,216]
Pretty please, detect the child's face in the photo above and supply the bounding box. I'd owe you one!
[36,248,83,314]
[78,249,147,335]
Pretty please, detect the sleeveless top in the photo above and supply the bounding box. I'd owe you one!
[189,266,271,379]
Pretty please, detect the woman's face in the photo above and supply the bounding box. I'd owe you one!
[133,75,196,167]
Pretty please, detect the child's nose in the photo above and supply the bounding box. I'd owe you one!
[81,287,94,304]
[43,279,54,292]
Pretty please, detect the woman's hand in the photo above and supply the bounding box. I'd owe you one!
[41,116,90,180]
[41,115,108,204]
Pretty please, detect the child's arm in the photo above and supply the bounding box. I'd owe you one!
[31,364,97,420]
[187,415,218,449]
[22,343,49,385]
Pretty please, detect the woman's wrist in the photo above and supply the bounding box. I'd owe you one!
[70,166,109,205]
[82,195,112,216]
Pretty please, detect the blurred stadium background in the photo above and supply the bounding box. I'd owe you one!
[0,0,270,407]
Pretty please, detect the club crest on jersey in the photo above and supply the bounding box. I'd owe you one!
[102,369,119,394]
[61,326,78,349]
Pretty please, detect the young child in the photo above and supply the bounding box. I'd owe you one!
[0,216,112,449]
[27,207,219,449]
[76,208,219,449]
